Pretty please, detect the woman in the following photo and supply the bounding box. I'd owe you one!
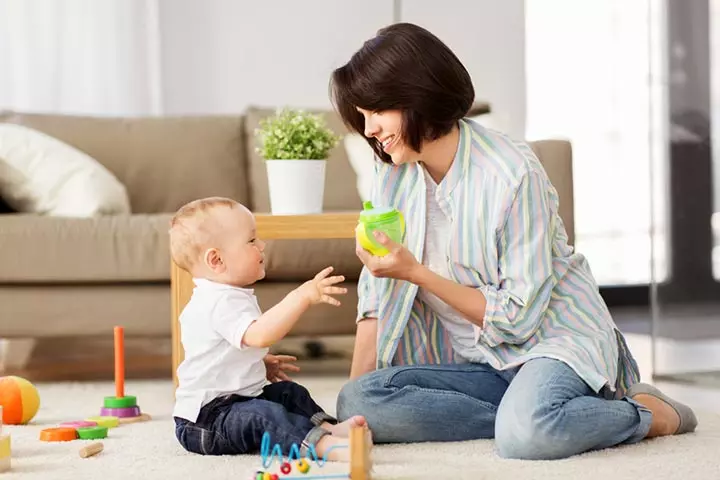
[329,22,697,460]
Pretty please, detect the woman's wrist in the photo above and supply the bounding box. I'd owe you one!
[408,263,433,286]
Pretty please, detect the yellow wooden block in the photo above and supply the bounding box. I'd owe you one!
[0,434,10,458]
[0,434,11,472]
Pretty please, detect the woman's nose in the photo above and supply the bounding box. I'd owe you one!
[364,118,380,138]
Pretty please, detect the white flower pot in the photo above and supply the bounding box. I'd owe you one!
[265,159,326,215]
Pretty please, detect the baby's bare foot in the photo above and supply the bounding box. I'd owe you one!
[315,434,350,462]
[326,415,367,438]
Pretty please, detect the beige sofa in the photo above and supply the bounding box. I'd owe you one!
[0,108,574,344]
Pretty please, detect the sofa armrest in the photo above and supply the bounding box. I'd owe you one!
[528,140,575,246]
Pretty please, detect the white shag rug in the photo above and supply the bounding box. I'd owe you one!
[4,377,720,480]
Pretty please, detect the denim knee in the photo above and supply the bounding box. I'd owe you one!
[336,377,365,422]
[495,400,573,460]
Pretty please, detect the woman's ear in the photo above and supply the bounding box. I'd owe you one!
[203,248,224,272]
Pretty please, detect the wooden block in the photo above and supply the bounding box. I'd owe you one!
[117,413,152,425]
[0,434,10,472]
[79,442,104,458]
[349,425,372,480]
[0,457,9,473]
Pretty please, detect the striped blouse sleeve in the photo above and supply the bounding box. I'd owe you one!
[356,161,382,322]
[476,169,557,347]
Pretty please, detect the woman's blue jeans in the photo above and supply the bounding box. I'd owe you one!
[336,357,651,460]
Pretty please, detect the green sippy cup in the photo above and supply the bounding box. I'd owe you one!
[355,201,405,256]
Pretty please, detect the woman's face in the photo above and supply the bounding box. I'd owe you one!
[356,108,418,165]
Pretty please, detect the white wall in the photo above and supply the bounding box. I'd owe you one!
[158,0,526,137]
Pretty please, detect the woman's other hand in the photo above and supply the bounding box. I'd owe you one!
[356,231,422,282]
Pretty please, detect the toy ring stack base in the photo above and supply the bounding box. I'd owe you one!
[100,395,147,423]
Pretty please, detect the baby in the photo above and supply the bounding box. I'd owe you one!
[169,197,368,460]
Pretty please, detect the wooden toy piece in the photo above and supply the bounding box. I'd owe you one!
[114,326,125,398]
[349,424,372,480]
[117,413,152,425]
[280,462,291,474]
[0,432,10,473]
[39,427,78,442]
[79,442,104,458]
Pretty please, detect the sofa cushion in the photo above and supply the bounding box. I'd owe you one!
[244,107,363,213]
[1,112,248,214]
[0,123,131,216]
[0,214,173,283]
[262,238,362,282]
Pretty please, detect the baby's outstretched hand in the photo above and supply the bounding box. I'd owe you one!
[264,354,300,382]
[297,266,347,306]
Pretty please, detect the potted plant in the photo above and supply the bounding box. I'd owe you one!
[256,108,340,215]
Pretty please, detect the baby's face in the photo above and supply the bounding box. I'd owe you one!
[210,206,266,287]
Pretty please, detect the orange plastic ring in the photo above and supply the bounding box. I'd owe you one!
[39,427,79,442]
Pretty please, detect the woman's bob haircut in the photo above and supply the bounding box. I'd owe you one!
[330,22,475,163]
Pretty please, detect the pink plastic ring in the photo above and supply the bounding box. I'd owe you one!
[60,420,98,428]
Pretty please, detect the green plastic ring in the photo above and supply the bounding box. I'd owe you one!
[103,395,137,409]
[77,426,108,440]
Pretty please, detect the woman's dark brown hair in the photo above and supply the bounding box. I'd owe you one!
[330,22,475,163]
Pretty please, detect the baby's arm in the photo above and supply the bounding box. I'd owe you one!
[243,267,346,348]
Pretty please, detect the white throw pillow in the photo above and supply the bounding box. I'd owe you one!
[343,133,376,201]
[0,123,131,216]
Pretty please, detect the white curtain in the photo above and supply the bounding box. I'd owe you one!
[525,0,666,286]
[0,0,162,116]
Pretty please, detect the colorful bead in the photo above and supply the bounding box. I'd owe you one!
[254,473,263,480]
[263,473,272,480]
[297,458,310,473]
[270,475,279,480]
[280,462,292,474]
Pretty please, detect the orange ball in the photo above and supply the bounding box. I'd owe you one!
[0,376,40,425]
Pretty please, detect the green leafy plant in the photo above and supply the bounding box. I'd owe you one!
[256,108,340,160]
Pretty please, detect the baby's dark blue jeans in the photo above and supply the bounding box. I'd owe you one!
[174,381,335,455]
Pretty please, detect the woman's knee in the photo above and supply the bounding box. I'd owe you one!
[336,376,372,421]
[495,396,573,460]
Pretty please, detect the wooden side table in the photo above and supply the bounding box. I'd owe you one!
[171,212,359,386]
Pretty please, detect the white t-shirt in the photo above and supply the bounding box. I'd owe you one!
[417,167,482,362]
[173,278,269,422]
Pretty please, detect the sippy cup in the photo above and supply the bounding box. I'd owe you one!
[355,201,405,256]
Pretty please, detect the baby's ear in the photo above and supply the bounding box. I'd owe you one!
[204,248,224,271]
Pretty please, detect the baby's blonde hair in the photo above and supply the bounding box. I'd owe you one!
[169,197,242,272]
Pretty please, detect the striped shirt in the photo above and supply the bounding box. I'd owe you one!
[357,118,640,397]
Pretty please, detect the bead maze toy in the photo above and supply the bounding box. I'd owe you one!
[253,424,372,480]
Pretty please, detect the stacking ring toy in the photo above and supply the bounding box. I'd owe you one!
[77,426,108,440]
[40,427,78,442]
[97,327,147,423]
[103,395,137,409]
[60,420,97,428]
[100,406,141,418]
[85,416,118,429]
